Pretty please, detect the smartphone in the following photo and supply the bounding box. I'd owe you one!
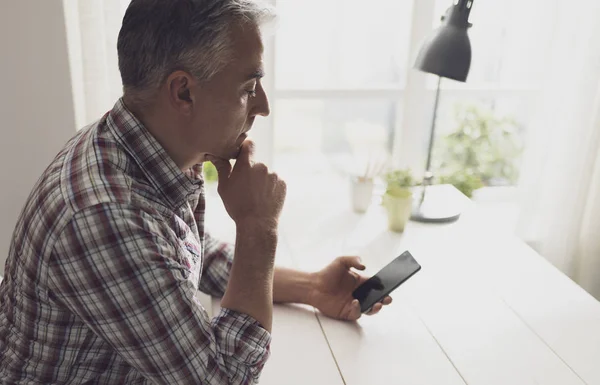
[352,251,421,313]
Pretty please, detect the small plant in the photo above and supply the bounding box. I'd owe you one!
[384,169,415,198]
[382,168,415,232]
[439,169,483,198]
[203,161,218,183]
[434,103,524,197]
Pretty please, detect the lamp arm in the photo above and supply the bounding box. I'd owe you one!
[424,76,442,181]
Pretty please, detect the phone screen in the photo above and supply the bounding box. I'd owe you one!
[352,251,421,313]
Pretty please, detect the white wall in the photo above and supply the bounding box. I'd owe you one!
[0,0,77,275]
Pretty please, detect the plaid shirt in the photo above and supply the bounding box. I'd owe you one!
[0,99,271,384]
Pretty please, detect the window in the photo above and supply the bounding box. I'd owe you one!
[70,0,556,197]
[424,0,555,191]
[271,0,414,180]
[274,0,412,90]
[270,0,555,193]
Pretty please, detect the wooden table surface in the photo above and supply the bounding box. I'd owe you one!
[204,180,600,385]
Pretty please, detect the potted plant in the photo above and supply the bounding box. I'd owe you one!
[434,103,523,197]
[439,169,483,199]
[382,169,415,232]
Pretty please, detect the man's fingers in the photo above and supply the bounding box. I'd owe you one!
[366,302,383,316]
[354,274,371,289]
[345,299,362,321]
[237,140,256,166]
[337,256,366,271]
[365,298,392,316]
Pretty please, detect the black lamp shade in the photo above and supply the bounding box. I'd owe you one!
[414,0,474,82]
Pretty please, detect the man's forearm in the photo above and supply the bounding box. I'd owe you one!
[273,267,316,305]
[221,224,278,332]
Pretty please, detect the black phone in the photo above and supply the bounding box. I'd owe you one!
[352,251,421,313]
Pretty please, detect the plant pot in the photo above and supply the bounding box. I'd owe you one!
[382,191,413,232]
[350,176,374,213]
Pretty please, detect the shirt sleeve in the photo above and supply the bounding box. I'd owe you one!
[199,231,234,298]
[49,203,270,385]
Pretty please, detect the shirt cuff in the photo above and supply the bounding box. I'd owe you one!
[211,308,272,374]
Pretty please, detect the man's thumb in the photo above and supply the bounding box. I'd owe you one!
[338,256,366,271]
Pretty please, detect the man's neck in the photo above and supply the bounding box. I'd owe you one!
[122,97,196,171]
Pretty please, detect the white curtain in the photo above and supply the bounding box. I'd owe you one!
[516,0,600,299]
[63,0,129,128]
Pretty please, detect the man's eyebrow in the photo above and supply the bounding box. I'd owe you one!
[246,69,265,81]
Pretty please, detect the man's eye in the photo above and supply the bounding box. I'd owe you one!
[246,90,257,97]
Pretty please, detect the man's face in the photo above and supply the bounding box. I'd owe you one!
[185,23,270,161]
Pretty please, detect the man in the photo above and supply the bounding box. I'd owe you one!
[0,0,391,383]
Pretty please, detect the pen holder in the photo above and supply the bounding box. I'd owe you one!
[350,176,374,213]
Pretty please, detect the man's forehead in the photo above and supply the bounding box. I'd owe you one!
[229,25,264,77]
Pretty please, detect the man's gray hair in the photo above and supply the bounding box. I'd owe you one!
[117,0,275,104]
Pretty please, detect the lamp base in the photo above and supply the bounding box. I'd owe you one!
[410,184,464,223]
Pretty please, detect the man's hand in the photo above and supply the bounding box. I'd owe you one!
[309,256,393,321]
[208,140,286,230]
[209,140,287,332]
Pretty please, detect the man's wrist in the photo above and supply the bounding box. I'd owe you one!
[235,217,279,235]
[305,272,321,307]
[299,271,319,306]
[273,268,320,306]
[234,223,278,264]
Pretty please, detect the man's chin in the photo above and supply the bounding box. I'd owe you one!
[223,146,242,160]
[231,146,243,159]
[207,148,240,162]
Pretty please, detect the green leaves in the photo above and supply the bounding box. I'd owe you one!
[202,161,219,183]
[434,103,523,196]
[439,170,484,198]
[384,169,415,197]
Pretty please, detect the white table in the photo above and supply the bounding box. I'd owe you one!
[205,180,600,385]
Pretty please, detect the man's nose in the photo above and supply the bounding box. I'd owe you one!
[253,82,270,117]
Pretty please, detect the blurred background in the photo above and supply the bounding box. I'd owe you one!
[2,0,600,297]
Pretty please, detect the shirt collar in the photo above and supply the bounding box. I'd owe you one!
[106,98,203,210]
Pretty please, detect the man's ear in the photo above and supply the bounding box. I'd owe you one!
[166,71,196,115]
